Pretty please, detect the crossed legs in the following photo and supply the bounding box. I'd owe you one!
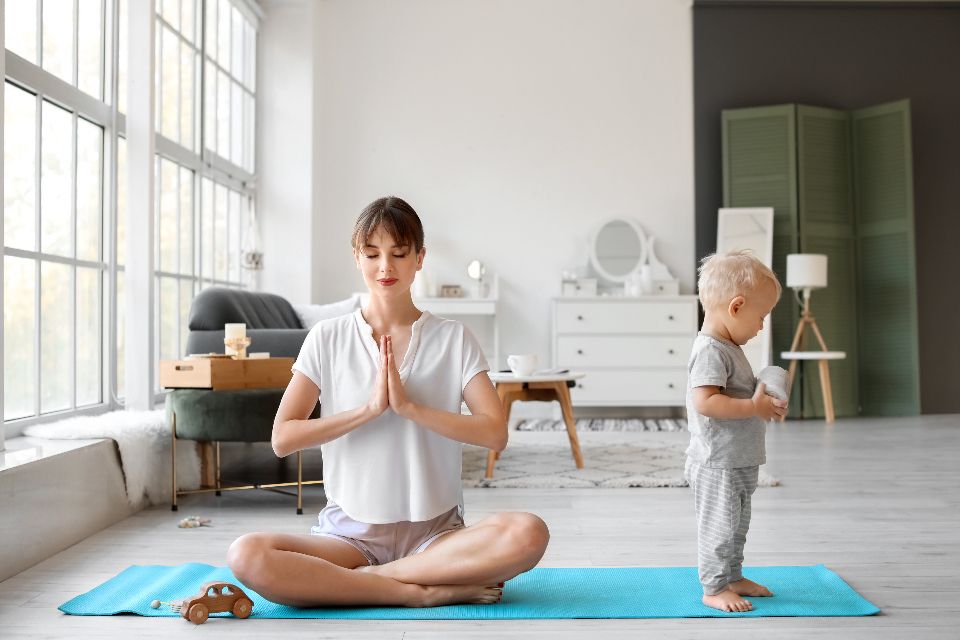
[227,511,549,608]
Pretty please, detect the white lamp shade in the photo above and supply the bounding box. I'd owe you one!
[786,254,828,289]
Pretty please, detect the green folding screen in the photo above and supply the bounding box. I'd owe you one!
[721,100,918,417]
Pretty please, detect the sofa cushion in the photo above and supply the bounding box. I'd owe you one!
[292,297,360,329]
[188,287,303,331]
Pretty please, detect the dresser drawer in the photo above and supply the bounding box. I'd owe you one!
[556,301,695,334]
[557,335,692,368]
[569,369,687,405]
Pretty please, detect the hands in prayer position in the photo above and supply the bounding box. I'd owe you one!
[366,335,414,420]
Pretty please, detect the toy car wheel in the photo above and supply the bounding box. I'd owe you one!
[233,597,253,618]
[188,603,209,625]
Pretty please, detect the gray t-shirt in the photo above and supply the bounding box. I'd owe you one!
[685,333,766,468]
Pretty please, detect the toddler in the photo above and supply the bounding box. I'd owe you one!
[686,250,788,612]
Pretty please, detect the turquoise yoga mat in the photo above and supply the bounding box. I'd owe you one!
[59,563,879,619]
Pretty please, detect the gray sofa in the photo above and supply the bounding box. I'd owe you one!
[168,287,321,514]
[184,287,310,357]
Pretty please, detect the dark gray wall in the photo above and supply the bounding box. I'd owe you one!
[693,1,960,414]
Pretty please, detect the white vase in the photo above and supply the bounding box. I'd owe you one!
[639,265,654,294]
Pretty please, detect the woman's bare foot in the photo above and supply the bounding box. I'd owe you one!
[703,589,752,612]
[728,578,773,597]
[413,583,503,607]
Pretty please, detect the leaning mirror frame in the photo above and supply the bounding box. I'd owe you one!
[588,217,648,284]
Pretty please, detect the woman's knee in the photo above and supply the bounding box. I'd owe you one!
[227,532,274,584]
[498,512,550,560]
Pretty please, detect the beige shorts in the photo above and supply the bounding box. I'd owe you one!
[310,501,465,566]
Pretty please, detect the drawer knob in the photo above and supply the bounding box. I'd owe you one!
[577,349,584,355]
[668,349,675,355]
[668,382,675,389]
[668,314,675,321]
[577,315,584,321]
[577,383,584,389]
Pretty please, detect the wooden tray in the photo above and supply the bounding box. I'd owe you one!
[159,357,295,390]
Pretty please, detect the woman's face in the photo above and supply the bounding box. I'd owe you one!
[355,226,425,297]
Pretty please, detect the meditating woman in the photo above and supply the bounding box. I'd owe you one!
[227,196,550,607]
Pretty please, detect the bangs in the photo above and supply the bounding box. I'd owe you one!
[352,197,424,252]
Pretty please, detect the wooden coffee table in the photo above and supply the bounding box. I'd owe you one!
[485,372,586,478]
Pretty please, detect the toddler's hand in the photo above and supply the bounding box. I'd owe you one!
[752,383,787,421]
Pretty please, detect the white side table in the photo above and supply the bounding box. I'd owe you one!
[486,372,586,478]
[780,351,846,423]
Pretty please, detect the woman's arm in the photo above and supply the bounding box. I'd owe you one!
[272,337,390,457]
[390,366,508,452]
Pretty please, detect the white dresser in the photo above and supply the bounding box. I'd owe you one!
[552,296,699,407]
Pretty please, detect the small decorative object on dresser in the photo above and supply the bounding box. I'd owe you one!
[552,295,698,406]
[439,284,463,298]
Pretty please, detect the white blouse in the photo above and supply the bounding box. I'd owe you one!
[292,309,489,524]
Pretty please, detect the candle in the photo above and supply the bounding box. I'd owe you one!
[224,323,246,340]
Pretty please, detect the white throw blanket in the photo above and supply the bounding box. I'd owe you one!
[23,410,201,508]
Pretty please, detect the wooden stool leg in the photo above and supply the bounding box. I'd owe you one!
[783,359,799,423]
[486,387,518,479]
[199,442,215,488]
[556,382,585,469]
[819,360,835,423]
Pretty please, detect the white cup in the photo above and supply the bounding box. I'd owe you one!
[507,354,538,377]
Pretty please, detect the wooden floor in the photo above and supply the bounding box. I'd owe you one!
[1,415,958,639]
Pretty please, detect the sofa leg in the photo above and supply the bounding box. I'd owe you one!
[215,441,221,496]
[297,451,303,515]
[171,411,178,511]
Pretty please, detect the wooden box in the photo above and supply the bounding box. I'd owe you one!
[159,357,295,390]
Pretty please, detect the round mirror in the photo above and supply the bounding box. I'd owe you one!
[589,218,647,283]
[466,260,485,281]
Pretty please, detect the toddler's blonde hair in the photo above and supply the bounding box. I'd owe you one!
[697,250,782,309]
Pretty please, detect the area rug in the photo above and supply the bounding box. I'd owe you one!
[462,431,779,488]
[22,409,201,507]
[516,418,686,432]
[59,563,879,619]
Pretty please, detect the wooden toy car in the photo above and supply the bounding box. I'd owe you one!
[180,581,253,624]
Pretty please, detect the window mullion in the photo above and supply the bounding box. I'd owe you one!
[34,93,43,420]
[71,114,79,410]
[73,0,80,87]
[37,0,44,69]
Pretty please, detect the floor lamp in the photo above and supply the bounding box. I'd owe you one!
[783,254,844,422]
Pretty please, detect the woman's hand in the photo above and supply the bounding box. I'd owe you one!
[366,335,389,419]
[385,335,416,418]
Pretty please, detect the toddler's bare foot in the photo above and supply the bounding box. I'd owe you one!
[729,578,773,597]
[413,583,503,607]
[703,589,752,612]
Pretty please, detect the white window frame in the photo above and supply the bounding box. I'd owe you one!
[2,1,118,436]
[2,0,260,437]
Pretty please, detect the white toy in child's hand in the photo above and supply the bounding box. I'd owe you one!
[756,366,789,402]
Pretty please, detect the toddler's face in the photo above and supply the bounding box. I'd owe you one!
[727,279,779,345]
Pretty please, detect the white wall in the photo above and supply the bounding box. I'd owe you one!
[258,0,318,303]
[262,0,695,369]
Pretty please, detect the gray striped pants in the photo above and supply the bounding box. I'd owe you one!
[685,459,759,595]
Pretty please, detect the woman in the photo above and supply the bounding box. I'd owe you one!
[227,197,549,607]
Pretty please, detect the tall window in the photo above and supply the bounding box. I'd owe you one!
[4,0,259,428]
[4,1,108,423]
[149,0,256,390]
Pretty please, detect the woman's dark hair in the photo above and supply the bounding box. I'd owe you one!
[352,197,425,254]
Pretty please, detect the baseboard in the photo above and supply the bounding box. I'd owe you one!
[0,438,135,582]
